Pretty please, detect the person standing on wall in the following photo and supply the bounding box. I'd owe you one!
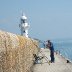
[47,40,55,63]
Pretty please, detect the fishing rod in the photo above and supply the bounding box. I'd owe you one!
[39,50,50,65]
[30,38,50,65]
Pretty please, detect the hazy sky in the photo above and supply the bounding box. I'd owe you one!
[0,0,72,40]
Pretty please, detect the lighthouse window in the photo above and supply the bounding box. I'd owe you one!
[21,19,25,23]
[23,30,25,33]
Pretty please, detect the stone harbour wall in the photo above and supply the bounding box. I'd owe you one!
[0,30,39,72]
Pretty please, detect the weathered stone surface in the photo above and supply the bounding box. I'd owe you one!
[0,30,39,72]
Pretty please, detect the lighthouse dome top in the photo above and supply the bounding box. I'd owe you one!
[21,15,27,20]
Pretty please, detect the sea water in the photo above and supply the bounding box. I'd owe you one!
[39,40,72,61]
[54,42,72,61]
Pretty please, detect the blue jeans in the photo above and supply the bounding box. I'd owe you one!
[50,50,55,62]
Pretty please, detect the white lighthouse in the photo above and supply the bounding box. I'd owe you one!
[19,13,30,37]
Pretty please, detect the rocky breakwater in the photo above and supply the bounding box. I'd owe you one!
[0,30,39,72]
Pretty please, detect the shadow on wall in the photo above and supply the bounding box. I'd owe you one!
[0,30,39,72]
